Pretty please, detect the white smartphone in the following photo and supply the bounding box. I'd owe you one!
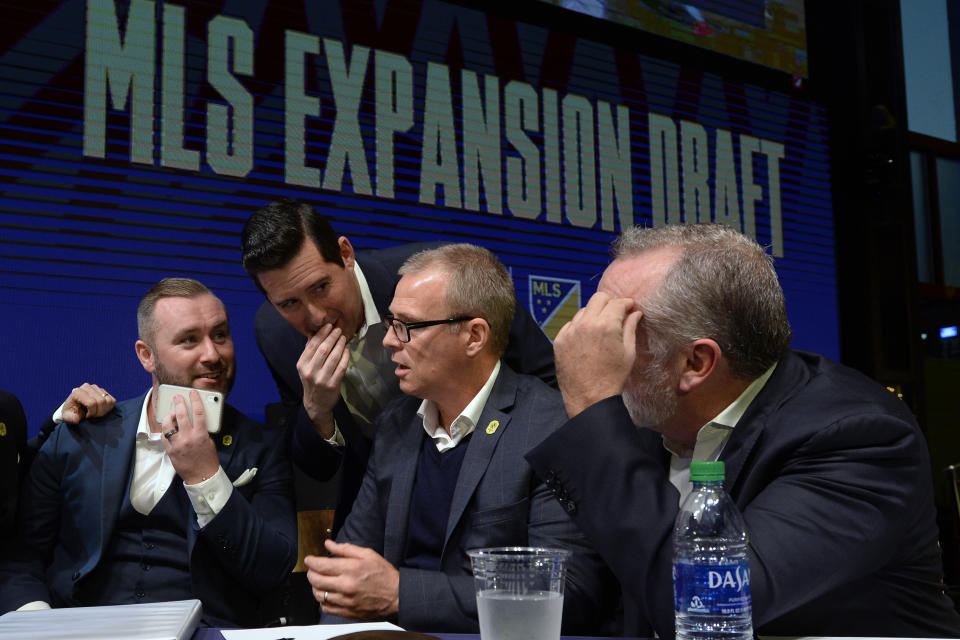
[155,384,224,434]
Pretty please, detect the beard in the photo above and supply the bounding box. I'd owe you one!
[154,355,236,397]
[622,354,677,429]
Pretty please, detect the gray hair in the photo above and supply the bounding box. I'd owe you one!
[399,244,515,357]
[137,278,217,344]
[613,224,791,380]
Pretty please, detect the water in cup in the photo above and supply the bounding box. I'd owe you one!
[468,547,569,640]
[477,589,563,640]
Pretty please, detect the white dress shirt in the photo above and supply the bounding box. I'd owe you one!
[326,262,391,446]
[418,360,501,452]
[668,363,778,503]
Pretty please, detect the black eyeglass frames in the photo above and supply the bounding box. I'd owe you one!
[381,314,474,343]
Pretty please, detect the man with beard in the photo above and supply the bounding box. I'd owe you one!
[0,278,297,628]
[525,224,960,638]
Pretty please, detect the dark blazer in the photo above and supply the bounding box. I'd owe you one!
[254,243,557,531]
[526,350,960,638]
[0,390,28,537]
[0,394,298,628]
[337,364,618,633]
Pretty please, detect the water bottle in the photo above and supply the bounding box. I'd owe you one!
[672,460,753,640]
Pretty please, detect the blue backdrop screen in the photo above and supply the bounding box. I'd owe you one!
[0,0,835,432]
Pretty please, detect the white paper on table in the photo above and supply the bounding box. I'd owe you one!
[221,621,404,640]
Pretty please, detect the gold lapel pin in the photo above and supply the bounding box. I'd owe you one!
[485,420,500,435]
[222,434,233,446]
[0,422,6,437]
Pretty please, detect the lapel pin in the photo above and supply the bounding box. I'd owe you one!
[485,420,500,435]
[0,422,6,437]
[222,434,233,446]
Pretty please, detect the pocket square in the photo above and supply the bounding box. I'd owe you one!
[232,467,258,487]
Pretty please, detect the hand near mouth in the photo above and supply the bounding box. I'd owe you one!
[297,324,350,439]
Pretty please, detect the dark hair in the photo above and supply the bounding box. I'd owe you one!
[613,224,792,380]
[240,198,343,291]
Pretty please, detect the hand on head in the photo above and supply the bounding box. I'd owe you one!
[554,292,642,418]
[61,383,115,424]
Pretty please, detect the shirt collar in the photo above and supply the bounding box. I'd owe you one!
[136,388,162,442]
[664,360,778,460]
[353,262,380,342]
[418,360,502,451]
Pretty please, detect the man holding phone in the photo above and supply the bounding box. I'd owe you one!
[0,278,297,628]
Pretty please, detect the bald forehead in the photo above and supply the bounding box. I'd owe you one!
[598,246,681,303]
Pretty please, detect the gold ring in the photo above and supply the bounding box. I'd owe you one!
[102,392,109,398]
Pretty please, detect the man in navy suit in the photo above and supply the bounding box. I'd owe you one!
[301,244,617,633]
[0,278,297,628]
[241,198,555,531]
[525,223,960,638]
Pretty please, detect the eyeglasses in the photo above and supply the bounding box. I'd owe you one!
[382,314,474,343]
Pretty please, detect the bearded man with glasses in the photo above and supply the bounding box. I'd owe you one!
[301,244,619,634]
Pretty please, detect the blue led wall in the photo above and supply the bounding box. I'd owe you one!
[0,0,836,432]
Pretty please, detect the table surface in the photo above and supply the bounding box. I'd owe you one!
[194,631,626,640]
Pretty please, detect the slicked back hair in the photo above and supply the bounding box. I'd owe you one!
[241,198,343,292]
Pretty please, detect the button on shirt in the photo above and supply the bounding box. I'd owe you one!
[418,361,501,451]
[668,363,778,504]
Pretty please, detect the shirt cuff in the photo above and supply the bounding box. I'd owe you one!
[326,420,345,447]
[18,601,51,611]
[184,466,233,528]
[52,402,65,424]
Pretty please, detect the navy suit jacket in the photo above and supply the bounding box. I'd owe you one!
[0,394,298,628]
[254,243,557,531]
[336,364,618,633]
[526,350,960,638]
[0,390,28,537]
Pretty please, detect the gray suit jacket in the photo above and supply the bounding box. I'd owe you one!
[337,364,618,633]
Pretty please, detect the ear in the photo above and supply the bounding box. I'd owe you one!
[677,338,721,393]
[463,318,491,358]
[338,236,355,269]
[135,340,156,375]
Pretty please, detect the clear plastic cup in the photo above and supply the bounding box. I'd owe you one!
[468,547,570,640]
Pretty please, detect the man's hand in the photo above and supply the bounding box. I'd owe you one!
[160,390,220,485]
[298,324,350,439]
[304,539,400,621]
[554,292,641,418]
[60,383,115,423]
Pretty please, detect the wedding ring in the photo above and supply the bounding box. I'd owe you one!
[323,590,329,604]
[164,428,178,439]
[102,392,109,398]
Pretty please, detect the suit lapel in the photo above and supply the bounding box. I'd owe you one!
[443,367,516,546]
[214,406,242,476]
[382,413,425,564]
[87,396,143,574]
[721,354,807,493]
